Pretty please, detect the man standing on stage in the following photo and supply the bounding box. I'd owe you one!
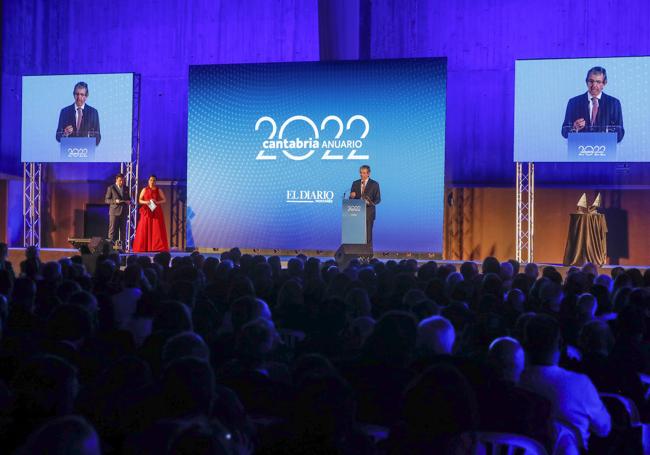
[105,173,130,248]
[350,164,381,246]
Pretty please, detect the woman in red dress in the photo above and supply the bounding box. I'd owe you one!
[132,175,169,252]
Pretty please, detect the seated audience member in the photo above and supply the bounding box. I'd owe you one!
[538,280,563,314]
[112,265,144,330]
[292,353,338,386]
[0,270,12,301]
[139,300,193,377]
[594,274,614,294]
[167,419,238,455]
[477,337,553,448]
[520,314,610,449]
[16,415,101,455]
[0,243,15,285]
[218,318,293,417]
[7,277,37,335]
[260,373,374,455]
[590,284,614,321]
[392,363,478,454]
[610,303,650,374]
[524,262,539,282]
[20,245,42,280]
[343,311,418,426]
[161,331,210,367]
[500,261,514,287]
[161,357,216,420]
[43,303,94,372]
[576,320,647,415]
[5,355,79,452]
[459,261,478,282]
[411,315,455,372]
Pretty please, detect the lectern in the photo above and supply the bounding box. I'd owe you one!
[567,131,618,161]
[341,199,366,244]
[336,199,371,267]
[60,136,96,162]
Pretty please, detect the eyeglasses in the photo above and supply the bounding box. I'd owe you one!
[587,79,605,85]
[74,92,87,97]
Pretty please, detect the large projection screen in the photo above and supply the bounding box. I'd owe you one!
[187,59,446,254]
[21,73,134,163]
[515,56,650,162]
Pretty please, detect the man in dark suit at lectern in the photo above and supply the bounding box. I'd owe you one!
[561,66,624,143]
[56,81,102,145]
[105,173,130,248]
[350,165,381,246]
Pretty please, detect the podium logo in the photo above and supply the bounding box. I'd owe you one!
[578,145,606,157]
[286,190,334,204]
[347,205,361,212]
[67,148,89,158]
[255,115,370,161]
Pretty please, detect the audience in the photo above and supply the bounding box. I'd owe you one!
[4,245,650,453]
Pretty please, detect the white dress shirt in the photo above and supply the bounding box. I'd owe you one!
[520,364,611,448]
[588,92,602,124]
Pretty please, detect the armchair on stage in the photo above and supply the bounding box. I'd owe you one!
[563,193,608,266]
[335,199,371,267]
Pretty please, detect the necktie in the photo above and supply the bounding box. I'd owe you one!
[361,180,366,195]
[76,108,83,131]
[591,97,598,126]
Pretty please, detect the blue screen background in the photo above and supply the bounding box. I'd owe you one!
[515,56,650,162]
[187,59,446,253]
[21,73,133,163]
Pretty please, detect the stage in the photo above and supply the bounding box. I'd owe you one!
[7,247,638,278]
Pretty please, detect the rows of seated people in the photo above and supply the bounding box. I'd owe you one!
[0,241,649,454]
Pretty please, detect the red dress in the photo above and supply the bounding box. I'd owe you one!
[132,187,169,252]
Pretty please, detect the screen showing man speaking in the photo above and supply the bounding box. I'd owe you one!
[21,73,134,162]
[514,56,650,162]
[187,59,446,254]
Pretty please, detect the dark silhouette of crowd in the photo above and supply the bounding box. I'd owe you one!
[1,241,650,454]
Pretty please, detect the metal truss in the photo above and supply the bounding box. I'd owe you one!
[444,187,475,261]
[22,75,141,252]
[515,162,535,263]
[444,188,461,260]
[122,74,141,251]
[461,188,474,260]
[170,181,186,250]
[23,162,42,247]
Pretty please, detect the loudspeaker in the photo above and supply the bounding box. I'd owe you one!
[88,237,112,255]
[334,243,373,268]
[69,237,114,274]
[84,204,109,238]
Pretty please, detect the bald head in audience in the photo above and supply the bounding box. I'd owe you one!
[488,337,525,383]
[416,315,455,355]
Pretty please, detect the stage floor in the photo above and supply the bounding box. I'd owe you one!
[7,247,646,277]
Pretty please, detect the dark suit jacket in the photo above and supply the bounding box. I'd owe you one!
[477,379,553,450]
[561,92,624,142]
[105,184,130,216]
[56,104,101,145]
[350,178,381,220]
